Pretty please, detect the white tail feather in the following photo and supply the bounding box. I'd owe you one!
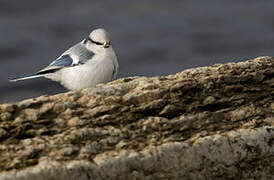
[10,74,45,82]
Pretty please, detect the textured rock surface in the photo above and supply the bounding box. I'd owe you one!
[0,56,273,179]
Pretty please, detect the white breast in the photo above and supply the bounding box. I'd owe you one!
[54,54,116,90]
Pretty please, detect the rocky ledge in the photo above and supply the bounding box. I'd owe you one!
[0,56,273,180]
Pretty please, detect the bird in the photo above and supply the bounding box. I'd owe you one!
[10,28,119,90]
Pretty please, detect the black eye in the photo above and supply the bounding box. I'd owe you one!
[83,39,88,44]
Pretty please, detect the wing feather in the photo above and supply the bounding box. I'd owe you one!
[37,55,73,74]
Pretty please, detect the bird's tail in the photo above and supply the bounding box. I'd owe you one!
[9,73,45,82]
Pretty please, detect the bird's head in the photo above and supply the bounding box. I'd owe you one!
[83,28,112,53]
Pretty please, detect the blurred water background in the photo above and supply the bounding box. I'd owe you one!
[1,0,274,103]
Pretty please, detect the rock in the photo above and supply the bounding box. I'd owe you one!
[0,56,273,179]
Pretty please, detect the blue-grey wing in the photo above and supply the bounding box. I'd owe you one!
[37,42,94,75]
[49,55,73,67]
[66,42,94,64]
[37,55,74,75]
[78,49,94,64]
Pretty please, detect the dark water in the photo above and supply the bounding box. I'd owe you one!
[1,1,274,103]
